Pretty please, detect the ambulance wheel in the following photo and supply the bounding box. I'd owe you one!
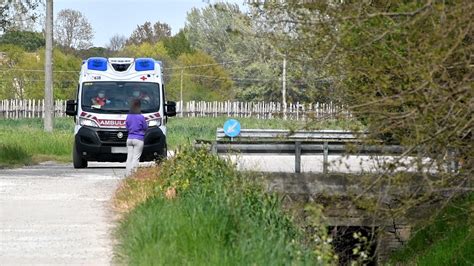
[156,145,167,163]
[73,143,88,168]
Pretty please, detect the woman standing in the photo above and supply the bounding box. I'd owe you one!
[125,99,148,175]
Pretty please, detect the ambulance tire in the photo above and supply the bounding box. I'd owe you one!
[73,143,88,168]
[156,145,167,164]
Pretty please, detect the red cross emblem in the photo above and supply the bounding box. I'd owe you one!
[140,76,147,81]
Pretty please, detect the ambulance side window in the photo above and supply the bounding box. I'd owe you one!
[161,84,166,106]
[162,84,166,123]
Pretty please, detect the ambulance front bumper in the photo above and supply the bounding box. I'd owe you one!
[75,126,166,162]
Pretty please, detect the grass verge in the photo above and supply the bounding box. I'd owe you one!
[0,118,73,167]
[389,193,474,265]
[166,116,361,149]
[114,147,333,265]
[0,144,32,167]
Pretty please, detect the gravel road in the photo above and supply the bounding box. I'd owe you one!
[0,162,126,265]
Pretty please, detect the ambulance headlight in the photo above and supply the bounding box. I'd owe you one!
[147,118,161,128]
[79,118,99,127]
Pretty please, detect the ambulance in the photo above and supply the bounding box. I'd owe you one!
[65,57,176,168]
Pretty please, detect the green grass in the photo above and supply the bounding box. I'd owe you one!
[166,117,293,149]
[389,193,474,265]
[0,116,359,166]
[114,147,329,265]
[0,118,74,167]
[166,116,361,149]
[0,144,32,166]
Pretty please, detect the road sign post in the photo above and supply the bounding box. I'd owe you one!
[223,119,241,141]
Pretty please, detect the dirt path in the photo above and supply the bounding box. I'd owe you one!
[0,162,126,265]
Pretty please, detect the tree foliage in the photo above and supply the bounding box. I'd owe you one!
[107,34,127,52]
[74,46,111,60]
[0,30,44,51]
[54,9,94,50]
[166,51,234,101]
[254,0,473,251]
[185,3,247,62]
[126,21,171,46]
[185,3,278,101]
[163,30,194,59]
[184,3,335,102]
[254,0,472,157]
[0,44,81,100]
[0,0,42,32]
[0,44,41,99]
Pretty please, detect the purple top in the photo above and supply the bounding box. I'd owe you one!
[126,114,148,140]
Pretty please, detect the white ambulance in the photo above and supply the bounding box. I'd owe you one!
[65,57,176,168]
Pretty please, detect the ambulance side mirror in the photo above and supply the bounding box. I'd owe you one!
[165,101,176,117]
[66,100,77,116]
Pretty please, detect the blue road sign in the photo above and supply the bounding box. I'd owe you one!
[223,119,241,138]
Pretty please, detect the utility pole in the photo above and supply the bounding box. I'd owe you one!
[282,55,287,120]
[44,0,54,132]
[180,69,184,117]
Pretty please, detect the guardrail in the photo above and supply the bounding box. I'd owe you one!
[196,129,405,174]
[216,129,368,141]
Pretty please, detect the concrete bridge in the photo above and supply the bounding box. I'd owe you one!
[219,150,455,264]
[259,172,425,264]
[204,127,461,264]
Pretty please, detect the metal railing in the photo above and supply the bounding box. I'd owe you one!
[196,129,405,173]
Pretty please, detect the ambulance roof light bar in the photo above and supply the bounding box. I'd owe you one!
[87,57,108,71]
[135,58,155,71]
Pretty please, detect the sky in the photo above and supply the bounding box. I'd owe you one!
[54,0,246,48]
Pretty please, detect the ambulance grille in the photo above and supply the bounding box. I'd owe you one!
[97,131,128,143]
[112,64,131,72]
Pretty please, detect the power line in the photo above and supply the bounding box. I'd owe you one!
[0,58,251,73]
[164,59,252,70]
[165,73,272,82]
[0,68,79,73]
[0,79,76,83]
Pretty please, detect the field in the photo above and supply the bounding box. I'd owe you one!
[0,116,358,167]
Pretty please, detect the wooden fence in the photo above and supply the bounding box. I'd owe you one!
[176,101,351,120]
[0,99,67,119]
[0,99,350,120]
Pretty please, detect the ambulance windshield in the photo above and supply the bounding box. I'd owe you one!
[81,82,160,113]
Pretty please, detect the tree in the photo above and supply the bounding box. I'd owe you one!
[185,3,321,102]
[0,0,42,32]
[119,41,172,83]
[51,49,82,99]
[166,51,234,101]
[0,44,81,100]
[126,21,171,45]
[254,0,473,257]
[54,9,94,50]
[163,30,194,59]
[185,3,279,101]
[107,34,126,52]
[75,46,111,60]
[185,3,249,63]
[0,44,43,99]
[0,30,45,51]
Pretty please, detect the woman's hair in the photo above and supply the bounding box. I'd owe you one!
[130,99,141,114]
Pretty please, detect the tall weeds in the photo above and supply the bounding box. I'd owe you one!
[114,147,329,265]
